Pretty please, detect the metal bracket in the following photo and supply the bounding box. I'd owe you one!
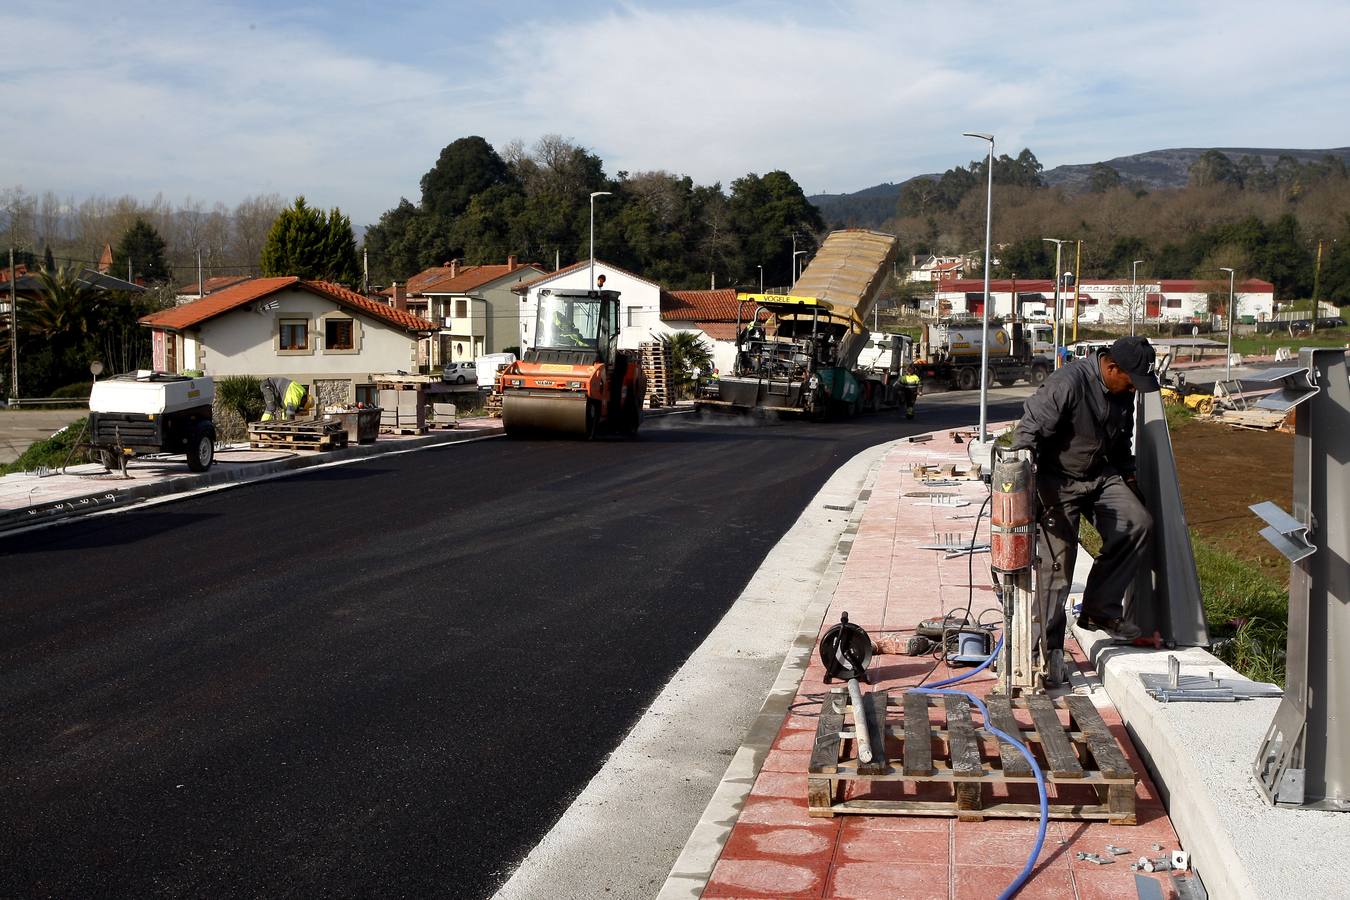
[1252,365,1318,412]
[1249,501,1317,562]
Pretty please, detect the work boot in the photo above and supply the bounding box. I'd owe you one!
[1077,615,1141,643]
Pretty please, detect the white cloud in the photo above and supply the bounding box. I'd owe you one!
[2,0,1348,223]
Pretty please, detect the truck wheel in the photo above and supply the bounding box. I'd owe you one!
[619,393,642,438]
[1030,365,1049,386]
[957,367,977,390]
[187,424,215,472]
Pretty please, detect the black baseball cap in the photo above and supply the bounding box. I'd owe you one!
[1108,336,1160,392]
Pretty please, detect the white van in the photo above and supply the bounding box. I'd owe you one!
[475,352,518,390]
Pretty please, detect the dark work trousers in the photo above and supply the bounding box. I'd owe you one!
[1036,471,1153,651]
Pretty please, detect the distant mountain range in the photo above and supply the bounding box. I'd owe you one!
[808,146,1350,229]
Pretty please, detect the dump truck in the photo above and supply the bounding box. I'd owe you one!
[855,333,917,412]
[86,371,217,472]
[697,228,900,418]
[497,288,645,438]
[914,321,1052,390]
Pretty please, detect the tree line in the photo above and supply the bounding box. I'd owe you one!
[363,135,824,290]
[885,149,1350,305]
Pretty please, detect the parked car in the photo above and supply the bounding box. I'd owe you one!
[1315,316,1347,329]
[1288,320,1312,333]
[442,362,477,384]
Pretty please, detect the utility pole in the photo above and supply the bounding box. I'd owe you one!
[128,258,133,285]
[1311,239,1324,334]
[197,248,203,300]
[1042,238,1067,368]
[9,247,18,398]
[362,247,369,295]
[1072,240,1083,342]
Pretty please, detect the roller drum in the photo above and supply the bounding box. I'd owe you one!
[502,392,592,437]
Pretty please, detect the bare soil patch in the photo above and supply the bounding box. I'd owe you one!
[1171,419,1293,584]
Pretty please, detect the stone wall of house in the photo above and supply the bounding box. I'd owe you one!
[211,395,249,443]
[313,378,352,409]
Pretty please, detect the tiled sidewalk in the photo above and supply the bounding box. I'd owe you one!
[702,430,1187,900]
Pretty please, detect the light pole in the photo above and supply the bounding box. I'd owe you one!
[757,265,763,293]
[1220,266,1236,382]
[1130,259,1144,336]
[793,250,807,285]
[964,131,994,443]
[589,191,612,290]
[1042,238,1067,368]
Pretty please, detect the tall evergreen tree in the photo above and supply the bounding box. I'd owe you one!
[111,218,170,283]
[260,197,361,286]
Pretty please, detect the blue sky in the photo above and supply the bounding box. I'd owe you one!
[4,0,1349,226]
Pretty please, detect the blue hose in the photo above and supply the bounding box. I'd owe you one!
[912,636,1049,900]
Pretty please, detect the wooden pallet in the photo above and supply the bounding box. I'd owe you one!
[249,431,348,451]
[380,425,427,435]
[807,690,1137,824]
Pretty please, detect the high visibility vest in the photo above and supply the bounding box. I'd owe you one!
[902,374,920,385]
[283,380,308,408]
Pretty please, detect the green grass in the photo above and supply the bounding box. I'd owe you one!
[1228,326,1349,357]
[0,417,89,475]
[1164,402,1196,431]
[1077,518,1287,685]
[1191,532,1288,685]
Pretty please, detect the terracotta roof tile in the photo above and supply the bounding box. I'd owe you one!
[419,263,545,294]
[140,277,436,333]
[174,275,254,295]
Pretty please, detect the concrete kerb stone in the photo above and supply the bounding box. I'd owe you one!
[0,407,695,537]
[653,441,893,900]
[1069,545,1350,900]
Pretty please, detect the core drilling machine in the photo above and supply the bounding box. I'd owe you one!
[989,445,1058,693]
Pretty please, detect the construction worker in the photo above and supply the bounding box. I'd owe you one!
[1010,336,1159,657]
[900,365,921,419]
[260,376,309,421]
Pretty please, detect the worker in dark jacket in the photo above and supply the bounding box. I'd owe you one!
[260,376,309,421]
[1010,336,1159,651]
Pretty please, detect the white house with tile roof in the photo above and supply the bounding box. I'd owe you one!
[512,260,683,353]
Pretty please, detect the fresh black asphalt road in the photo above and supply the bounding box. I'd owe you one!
[0,394,1025,899]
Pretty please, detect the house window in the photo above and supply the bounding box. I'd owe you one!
[1108,297,1123,306]
[355,384,377,407]
[455,299,468,318]
[325,318,354,349]
[280,319,308,350]
[626,307,639,327]
[1166,298,1183,309]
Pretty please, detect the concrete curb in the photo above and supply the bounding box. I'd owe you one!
[0,407,695,537]
[654,440,896,900]
[1070,545,1350,900]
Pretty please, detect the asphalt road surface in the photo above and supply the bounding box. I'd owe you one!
[1,391,1028,899]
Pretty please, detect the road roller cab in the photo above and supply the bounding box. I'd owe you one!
[499,288,646,438]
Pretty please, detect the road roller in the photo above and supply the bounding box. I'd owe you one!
[499,288,646,438]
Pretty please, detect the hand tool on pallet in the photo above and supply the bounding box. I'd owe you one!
[819,612,875,765]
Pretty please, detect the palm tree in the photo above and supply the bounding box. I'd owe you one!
[24,266,107,342]
[661,331,713,399]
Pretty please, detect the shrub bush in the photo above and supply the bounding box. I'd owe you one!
[51,381,93,399]
[0,418,89,475]
[216,375,264,424]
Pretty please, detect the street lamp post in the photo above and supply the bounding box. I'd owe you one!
[1220,266,1236,382]
[589,191,612,290]
[1042,238,1067,368]
[757,265,763,293]
[1130,259,1144,336]
[964,131,994,444]
[793,250,807,285]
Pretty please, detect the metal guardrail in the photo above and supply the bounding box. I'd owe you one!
[3,397,89,408]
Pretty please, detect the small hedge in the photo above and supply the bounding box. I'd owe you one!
[0,418,88,475]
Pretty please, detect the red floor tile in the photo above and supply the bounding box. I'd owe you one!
[835,821,950,863]
[737,795,818,827]
[953,860,1075,900]
[720,822,840,863]
[704,856,831,899]
[826,861,950,899]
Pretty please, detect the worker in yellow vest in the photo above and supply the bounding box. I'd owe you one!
[260,376,309,421]
[900,366,921,420]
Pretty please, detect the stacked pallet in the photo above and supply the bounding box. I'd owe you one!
[484,391,503,418]
[428,402,458,430]
[377,381,427,435]
[248,419,349,451]
[638,342,673,408]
